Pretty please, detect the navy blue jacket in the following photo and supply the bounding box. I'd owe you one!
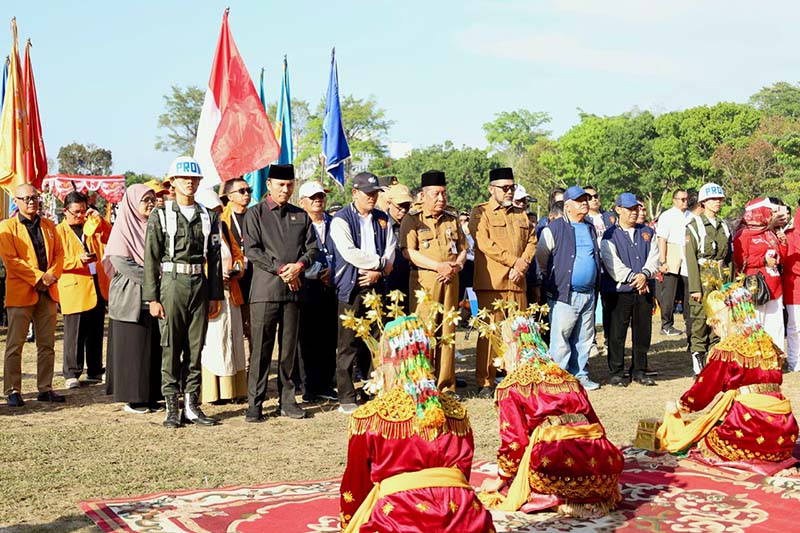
[535,216,601,304]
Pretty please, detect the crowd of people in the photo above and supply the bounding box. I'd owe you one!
[1,158,798,423]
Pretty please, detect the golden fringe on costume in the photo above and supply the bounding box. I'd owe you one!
[495,365,582,402]
[702,429,796,462]
[710,336,783,370]
[348,388,471,441]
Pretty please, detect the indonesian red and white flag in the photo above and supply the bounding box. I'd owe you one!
[193,9,279,188]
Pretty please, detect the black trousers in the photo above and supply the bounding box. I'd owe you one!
[248,300,300,413]
[298,281,337,396]
[62,299,105,379]
[659,273,681,329]
[605,291,653,378]
[336,288,375,405]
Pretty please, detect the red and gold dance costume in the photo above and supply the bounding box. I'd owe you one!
[476,310,622,517]
[339,313,494,533]
[658,283,799,472]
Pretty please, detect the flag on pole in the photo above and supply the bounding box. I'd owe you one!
[275,56,293,165]
[321,48,350,187]
[0,18,30,194]
[1,56,8,112]
[194,8,279,189]
[23,39,46,189]
[243,68,269,205]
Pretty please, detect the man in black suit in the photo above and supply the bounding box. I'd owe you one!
[242,164,318,421]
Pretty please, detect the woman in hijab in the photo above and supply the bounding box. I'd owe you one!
[103,184,162,414]
[733,197,788,348]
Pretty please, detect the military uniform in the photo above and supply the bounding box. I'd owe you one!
[143,201,223,398]
[469,196,536,388]
[400,205,466,392]
[685,214,732,356]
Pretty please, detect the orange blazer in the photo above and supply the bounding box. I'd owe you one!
[0,215,64,307]
[56,214,112,314]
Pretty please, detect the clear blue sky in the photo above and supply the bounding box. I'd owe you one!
[10,0,800,176]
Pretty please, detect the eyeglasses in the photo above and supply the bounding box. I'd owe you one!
[588,194,599,199]
[230,187,252,195]
[15,195,39,204]
[140,197,156,205]
[67,209,87,217]
[492,184,516,193]
[393,202,410,212]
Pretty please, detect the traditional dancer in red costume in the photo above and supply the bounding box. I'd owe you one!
[658,282,798,474]
[338,290,494,533]
[476,303,623,517]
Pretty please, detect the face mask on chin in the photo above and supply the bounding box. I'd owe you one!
[172,180,194,198]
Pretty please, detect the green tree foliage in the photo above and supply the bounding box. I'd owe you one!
[123,171,157,187]
[267,99,313,166]
[155,85,204,155]
[297,95,393,184]
[750,81,800,118]
[482,110,551,155]
[57,143,112,175]
[369,141,502,212]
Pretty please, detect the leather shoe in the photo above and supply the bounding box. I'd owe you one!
[632,375,657,386]
[7,392,24,407]
[608,376,629,387]
[455,378,468,388]
[36,391,65,403]
[280,402,307,419]
[245,410,266,423]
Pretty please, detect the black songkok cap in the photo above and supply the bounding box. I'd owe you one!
[268,164,295,181]
[421,170,446,187]
[489,167,514,182]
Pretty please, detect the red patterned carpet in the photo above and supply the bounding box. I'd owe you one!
[80,448,800,532]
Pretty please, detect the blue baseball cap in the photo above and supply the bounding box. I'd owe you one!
[563,186,589,202]
[616,192,639,208]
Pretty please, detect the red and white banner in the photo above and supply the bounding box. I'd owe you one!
[42,175,126,203]
[193,8,279,189]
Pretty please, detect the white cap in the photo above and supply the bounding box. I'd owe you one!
[298,181,328,199]
[167,156,203,179]
[195,188,222,209]
[513,184,530,201]
[698,182,725,203]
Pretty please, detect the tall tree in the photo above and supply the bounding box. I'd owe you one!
[297,95,393,184]
[57,143,112,175]
[482,109,551,155]
[155,85,204,154]
[750,81,800,119]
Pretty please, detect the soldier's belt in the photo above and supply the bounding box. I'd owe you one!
[737,383,780,396]
[161,262,203,275]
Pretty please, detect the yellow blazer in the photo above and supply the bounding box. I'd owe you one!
[0,214,64,307]
[56,214,112,315]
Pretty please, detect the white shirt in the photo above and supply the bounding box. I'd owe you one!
[312,220,326,244]
[178,204,196,221]
[656,207,688,245]
[330,208,397,270]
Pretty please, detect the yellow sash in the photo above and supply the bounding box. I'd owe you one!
[657,391,791,453]
[343,466,471,533]
[481,423,605,512]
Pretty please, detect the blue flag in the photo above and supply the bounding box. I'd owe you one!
[321,48,350,187]
[1,56,7,113]
[275,56,293,165]
[243,68,270,206]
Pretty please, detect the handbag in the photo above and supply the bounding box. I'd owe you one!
[743,270,771,306]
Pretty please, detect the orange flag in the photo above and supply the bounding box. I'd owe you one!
[0,18,30,194]
[24,38,46,189]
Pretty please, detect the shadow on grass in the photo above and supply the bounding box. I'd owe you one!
[4,512,96,532]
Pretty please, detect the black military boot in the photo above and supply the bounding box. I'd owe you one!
[184,392,219,426]
[163,394,182,428]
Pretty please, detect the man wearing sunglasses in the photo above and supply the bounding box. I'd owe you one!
[56,191,112,390]
[0,184,65,407]
[469,167,536,399]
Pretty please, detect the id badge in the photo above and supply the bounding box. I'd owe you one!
[450,239,458,255]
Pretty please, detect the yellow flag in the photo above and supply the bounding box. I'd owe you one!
[0,18,30,194]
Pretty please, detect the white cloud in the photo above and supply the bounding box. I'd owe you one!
[549,0,695,22]
[459,30,680,77]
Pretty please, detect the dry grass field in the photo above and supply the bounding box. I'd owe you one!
[2,314,800,532]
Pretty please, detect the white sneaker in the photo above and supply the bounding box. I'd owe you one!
[65,378,80,389]
[337,403,358,414]
[124,403,150,414]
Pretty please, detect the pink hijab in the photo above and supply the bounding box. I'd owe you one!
[102,184,152,277]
